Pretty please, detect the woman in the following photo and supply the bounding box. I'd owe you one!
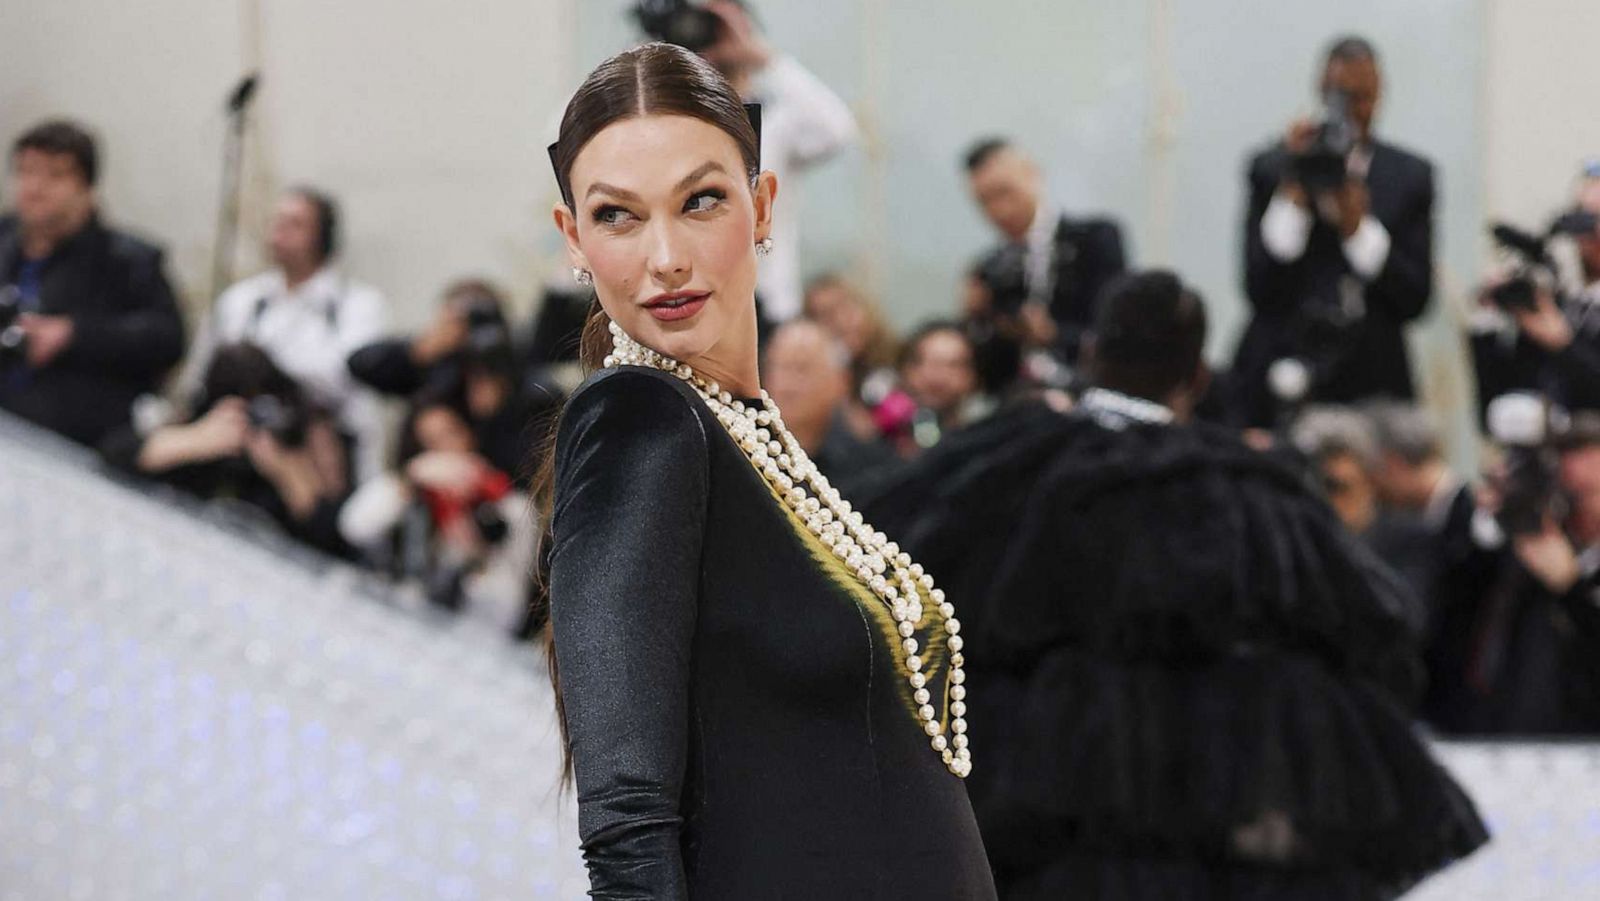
[536,43,995,898]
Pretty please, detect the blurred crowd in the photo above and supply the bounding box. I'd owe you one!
[1,13,1596,737]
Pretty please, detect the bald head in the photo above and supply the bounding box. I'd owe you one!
[764,319,851,437]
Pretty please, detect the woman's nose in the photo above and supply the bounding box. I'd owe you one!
[645,222,692,284]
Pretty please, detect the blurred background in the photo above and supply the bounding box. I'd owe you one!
[4,1,1600,898]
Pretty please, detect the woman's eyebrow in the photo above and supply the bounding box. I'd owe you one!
[585,182,640,202]
[583,161,727,202]
[674,161,727,193]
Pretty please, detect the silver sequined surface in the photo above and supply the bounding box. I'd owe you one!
[0,415,587,900]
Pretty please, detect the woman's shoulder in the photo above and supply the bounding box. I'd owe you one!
[557,365,711,455]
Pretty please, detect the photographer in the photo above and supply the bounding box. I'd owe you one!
[1234,37,1435,427]
[1469,169,1600,426]
[337,391,534,624]
[1425,409,1600,734]
[962,137,1128,393]
[100,342,354,558]
[0,120,185,446]
[185,187,389,482]
[634,0,857,323]
[347,278,558,485]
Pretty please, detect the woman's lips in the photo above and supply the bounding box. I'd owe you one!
[644,292,709,322]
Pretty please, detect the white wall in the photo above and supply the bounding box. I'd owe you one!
[1,0,577,330]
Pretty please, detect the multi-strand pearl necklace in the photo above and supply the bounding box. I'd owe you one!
[603,321,972,779]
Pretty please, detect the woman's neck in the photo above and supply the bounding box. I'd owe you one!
[689,353,761,399]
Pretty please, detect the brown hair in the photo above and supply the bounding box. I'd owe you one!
[530,42,762,785]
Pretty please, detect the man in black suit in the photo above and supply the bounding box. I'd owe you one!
[962,138,1126,392]
[0,120,185,446]
[1233,37,1435,427]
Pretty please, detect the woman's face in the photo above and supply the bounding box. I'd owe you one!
[556,114,776,369]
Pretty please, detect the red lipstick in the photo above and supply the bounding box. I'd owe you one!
[643,290,710,322]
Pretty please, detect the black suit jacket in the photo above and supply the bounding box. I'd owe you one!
[971,213,1127,387]
[0,214,186,445]
[1233,140,1434,426]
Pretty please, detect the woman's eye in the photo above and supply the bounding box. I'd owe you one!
[593,206,633,226]
[685,190,725,214]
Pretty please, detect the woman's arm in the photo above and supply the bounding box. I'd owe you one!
[549,371,709,899]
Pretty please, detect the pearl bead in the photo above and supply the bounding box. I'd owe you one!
[906,655,922,672]
[932,735,948,751]
[918,704,937,721]
[949,635,964,653]
[914,688,930,705]
[950,685,965,701]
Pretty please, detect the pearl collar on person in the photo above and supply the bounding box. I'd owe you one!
[1078,387,1175,428]
[603,321,972,779]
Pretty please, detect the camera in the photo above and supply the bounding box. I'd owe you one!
[1486,210,1599,313]
[1289,88,1357,197]
[460,294,514,371]
[0,285,29,368]
[974,243,1030,317]
[1486,393,1570,536]
[633,0,722,52]
[246,394,309,448]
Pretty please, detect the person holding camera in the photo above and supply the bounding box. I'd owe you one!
[338,391,535,623]
[100,342,354,558]
[0,120,186,446]
[184,186,389,482]
[1424,411,1600,734]
[347,278,558,485]
[634,0,858,324]
[961,137,1128,393]
[1233,36,1435,427]
[1469,168,1600,426]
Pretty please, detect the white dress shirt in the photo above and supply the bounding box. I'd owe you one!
[748,55,858,322]
[185,266,389,482]
[1260,143,1391,281]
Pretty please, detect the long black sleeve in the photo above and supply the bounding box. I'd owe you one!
[548,369,708,899]
[346,338,430,396]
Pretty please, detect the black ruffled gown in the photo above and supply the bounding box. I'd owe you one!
[855,398,1488,900]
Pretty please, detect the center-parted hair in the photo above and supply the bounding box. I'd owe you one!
[1088,270,1208,402]
[533,42,767,784]
[547,41,761,375]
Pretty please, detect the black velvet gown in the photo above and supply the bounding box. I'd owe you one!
[548,365,996,899]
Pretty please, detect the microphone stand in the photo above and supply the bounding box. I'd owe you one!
[210,73,259,307]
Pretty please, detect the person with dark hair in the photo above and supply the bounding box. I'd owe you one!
[0,119,185,446]
[185,186,389,482]
[857,269,1486,899]
[1423,414,1600,735]
[347,278,559,484]
[961,136,1127,391]
[1469,165,1600,426]
[533,42,994,898]
[873,320,990,459]
[99,342,354,558]
[1233,36,1436,426]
